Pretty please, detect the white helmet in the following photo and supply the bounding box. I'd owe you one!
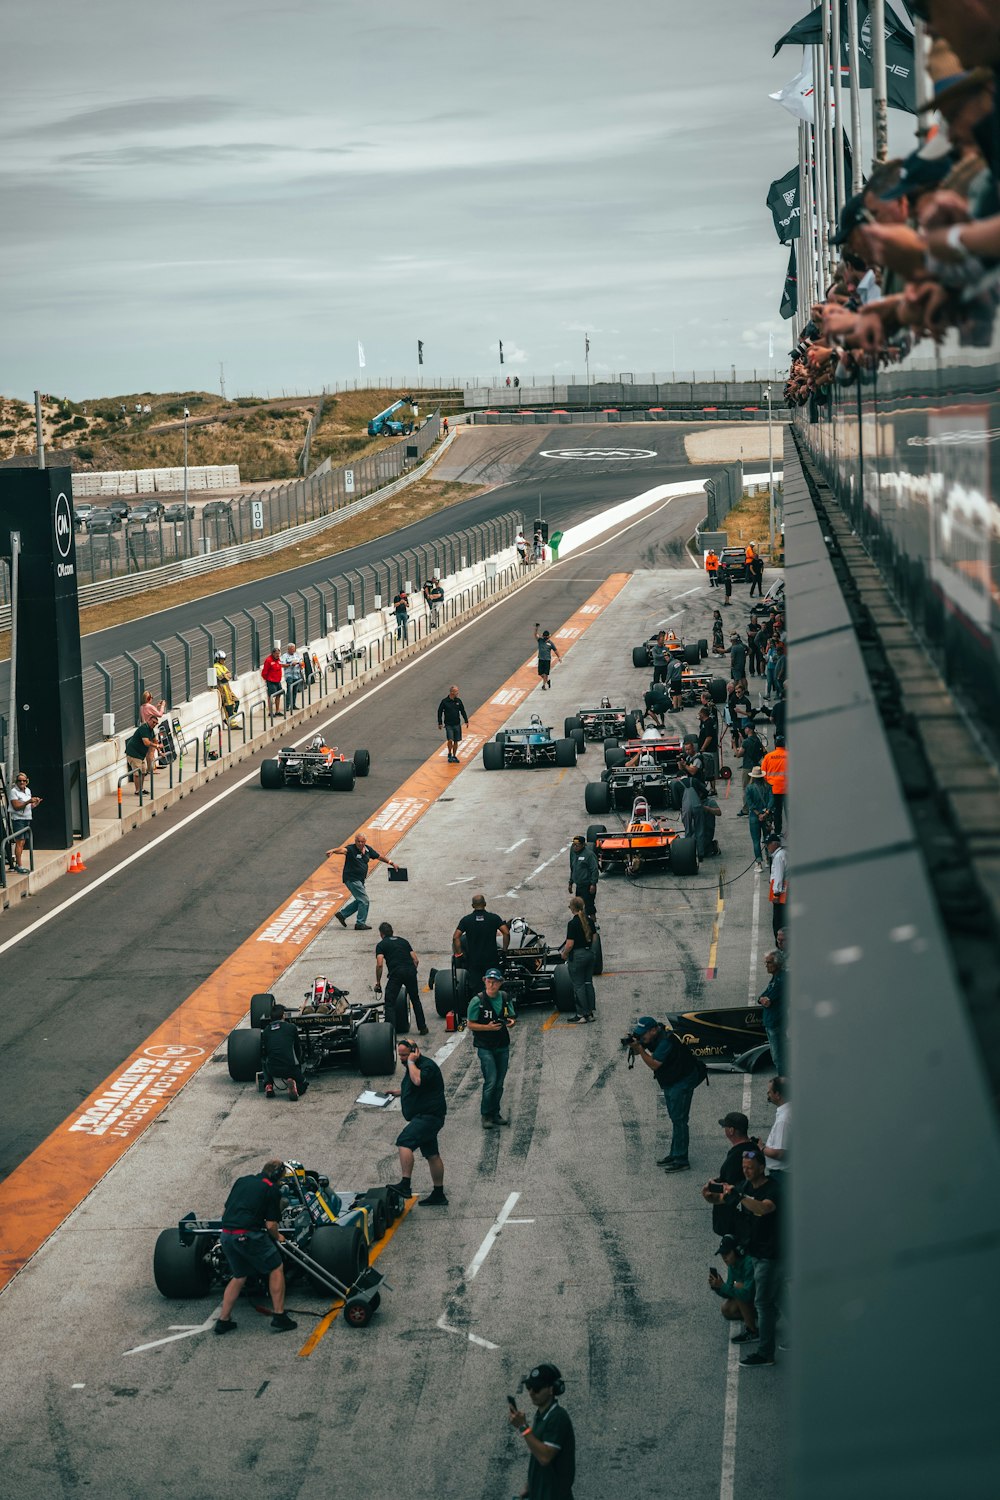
[214,650,226,660]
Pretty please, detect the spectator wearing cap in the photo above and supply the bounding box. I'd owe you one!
[507,1362,576,1499]
[720,1146,783,1367]
[762,1076,790,1174]
[758,950,786,1074]
[466,969,516,1128]
[745,767,773,869]
[708,1235,758,1345]
[766,833,787,941]
[628,1017,706,1173]
[702,1111,754,1237]
[760,735,787,836]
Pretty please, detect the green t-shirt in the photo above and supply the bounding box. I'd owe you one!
[526,1400,575,1499]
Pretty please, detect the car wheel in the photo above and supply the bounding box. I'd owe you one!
[392,993,409,1033]
[227,1028,262,1082]
[250,993,275,1029]
[668,837,699,877]
[604,746,626,769]
[564,716,583,737]
[585,781,612,814]
[483,742,504,771]
[698,638,708,659]
[434,970,455,1019]
[709,677,727,704]
[592,931,604,976]
[571,727,586,755]
[586,822,607,844]
[552,964,575,1013]
[330,761,355,791]
[354,1190,388,1244]
[260,759,284,789]
[353,748,371,777]
[624,713,639,738]
[307,1224,368,1293]
[343,1293,377,1327]
[684,643,700,665]
[495,732,508,745]
[632,645,648,668]
[603,735,619,750]
[355,1021,395,1076]
[554,738,577,767]
[153,1229,213,1299]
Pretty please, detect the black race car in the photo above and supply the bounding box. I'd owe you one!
[482,716,577,770]
[564,698,639,746]
[153,1159,400,1327]
[665,1006,770,1072]
[227,982,396,1084]
[260,736,371,790]
[585,762,686,814]
[632,631,708,669]
[432,916,590,1019]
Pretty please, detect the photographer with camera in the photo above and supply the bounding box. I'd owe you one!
[624,1017,707,1173]
[702,1111,754,1238]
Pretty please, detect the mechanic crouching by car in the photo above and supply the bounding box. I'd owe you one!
[627,1016,707,1173]
[467,968,517,1128]
[568,834,599,920]
[214,1159,297,1335]
[261,1003,308,1101]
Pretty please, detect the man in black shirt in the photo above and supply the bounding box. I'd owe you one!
[508,1362,576,1499]
[437,684,469,764]
[701,1110,753,1236]
[387,1039,448,1206]
[261,1003,307,1101]
[329,831,398,931]
[721,1145,782,1366]
[375,922,427,1034]
[454,895,509,1001]
[214,1159,297,1335]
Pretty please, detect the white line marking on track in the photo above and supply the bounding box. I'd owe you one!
[123,1306,222,1356]
[503,838,527,853]
[466,1192,522,1281]
[435,1314,499,1351]
[445,876,476,886]
[502,843,570,898]
[673,585,703,598]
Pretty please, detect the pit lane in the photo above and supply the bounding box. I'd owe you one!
[0,524,781,1500]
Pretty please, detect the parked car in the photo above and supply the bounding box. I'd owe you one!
[482,716,577,770]
[162,502,195,521]
[86,508,123,533]
[127,501,164,523]
[202,499,233,518]
[74,503,95,529]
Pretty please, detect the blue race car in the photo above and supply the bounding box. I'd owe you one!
[482,714,577,770]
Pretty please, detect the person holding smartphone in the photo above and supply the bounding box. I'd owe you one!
[9,771,41,874]
[507,1363,576,1499]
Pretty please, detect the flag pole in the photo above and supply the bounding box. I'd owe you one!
[811,16,830,289]
[820,3,837,254]
[831,0,846,215]
[846,0,865,191]
[914,18,931,141]
[871,0,889,163]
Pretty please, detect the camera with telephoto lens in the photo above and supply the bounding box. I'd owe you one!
[619,1034,638,1069]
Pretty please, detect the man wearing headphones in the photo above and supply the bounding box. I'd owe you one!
[507,1362,576,1498]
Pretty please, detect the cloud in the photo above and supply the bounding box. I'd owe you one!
[12,96,242,140]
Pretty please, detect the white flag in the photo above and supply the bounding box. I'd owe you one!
[768,332,774,360]
[769,56,817,124]
[358,340,366,369]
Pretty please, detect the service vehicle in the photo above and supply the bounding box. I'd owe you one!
[584,761,685,814]
[632,631,708,669]
[433,915,588,1018]
[564,698,640,746]
[260,736,371,790]
[587,797,698,877]
[718,546,750,582]
[153,1159,399,1328]
[482,715,577,771]
[227,981,396,1083]
[162,501,195,521]
[664,1005,770,1072]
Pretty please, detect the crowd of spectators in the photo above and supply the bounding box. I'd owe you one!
[785,6,1000,408]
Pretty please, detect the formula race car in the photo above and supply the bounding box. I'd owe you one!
[587,798,698,877]
[603,731,685,772]
[482,716,577,770]
[564,699,640,746]
[632,631,708,669]
[585,762,685,814]
[153,1159,400,1327]
[260,736,371,790]
[227,982,396,1084]
[433,915,591,1019]
[664,1006,770,1072]
[646,668,727,710]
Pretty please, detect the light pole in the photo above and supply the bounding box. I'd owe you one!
[183,407,192,557]
[766,384,775,553]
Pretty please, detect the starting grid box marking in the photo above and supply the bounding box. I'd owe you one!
[257,892,338,946]
[366,796,428,834]
[554,626,580,639]
[490,687,526,706]
[579,604,602,614]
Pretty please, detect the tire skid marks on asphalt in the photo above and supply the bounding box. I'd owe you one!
[436,1191,535,1352]
[0,572,631,1297]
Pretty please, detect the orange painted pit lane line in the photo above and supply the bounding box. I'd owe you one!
[297,1196,415,1358]
[0,572,631,1294]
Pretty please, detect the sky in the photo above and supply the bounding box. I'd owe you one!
[1,1,917,399]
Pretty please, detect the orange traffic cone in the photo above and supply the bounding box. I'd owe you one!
[76,850,88,871]
[68,850,87,873]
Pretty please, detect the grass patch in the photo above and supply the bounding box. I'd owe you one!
[723,489,784,563]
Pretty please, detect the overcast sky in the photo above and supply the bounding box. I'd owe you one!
[1,1,912,399]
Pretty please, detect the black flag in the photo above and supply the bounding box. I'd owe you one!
[773,7,822,56]
[766,166,801,245]
[499,340,504,365]
[418,340,424,366]
[780,245,798,321]
[852,3,917,114]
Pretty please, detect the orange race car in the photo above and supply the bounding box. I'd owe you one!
[588,798,699,877]
[260,735,371,790]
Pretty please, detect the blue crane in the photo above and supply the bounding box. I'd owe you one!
[367,395,418,437]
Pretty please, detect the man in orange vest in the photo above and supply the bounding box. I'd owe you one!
[765,832,787,941]
[745,542,755,568]
[760,735,787,836]
[705,549,720,587]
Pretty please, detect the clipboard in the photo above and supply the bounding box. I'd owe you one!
[388,866,408,882]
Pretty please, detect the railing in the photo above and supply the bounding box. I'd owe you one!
[0,827,32,888]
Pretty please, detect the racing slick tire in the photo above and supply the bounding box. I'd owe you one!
[632,645,649,669]
[709,677,727,704]
[585,781,612,814]
[354,1189,389,1244]
[564,716,583,738]
[603,735,619,750]
[353,748,371,777]
[260,758,285,789]
[604,746,626,769]
[355,1021,396,1076]
[495,731,509,745]
[554,738,577,768]
[684,643,700,665]
[571,727,586,756]
[308,1223,369,1294]
[698,638,708,659]
[330,761,356,791]
[624,713,639,738]
[483,742,505,771]
[592,930,604,975]
[250,992,275,1029]
[434,969,456,1019]
[227,1027,263,1082]
[552,964,575,1013]
[586,823,607,844]
[154,1229,213,1299]
[668,837,699,877]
